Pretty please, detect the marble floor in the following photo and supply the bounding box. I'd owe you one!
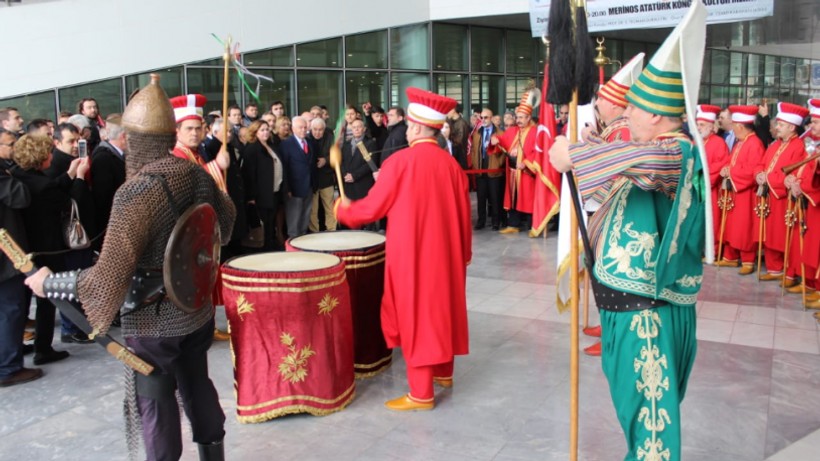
[1,226,819,460]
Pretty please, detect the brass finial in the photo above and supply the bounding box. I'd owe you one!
[594,37,611,68]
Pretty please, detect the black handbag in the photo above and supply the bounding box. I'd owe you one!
[242,203,264,248]
[63,199,91,250]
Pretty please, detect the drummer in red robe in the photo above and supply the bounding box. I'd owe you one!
[171,94,231,341]
[695,104,730,258]
[491,89,538,234]
[717,105,766,275]
[756,103,810,281]
[335,87,472,411]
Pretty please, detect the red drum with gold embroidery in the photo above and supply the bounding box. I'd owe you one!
[221,252,354,423]
[287,231,392,378]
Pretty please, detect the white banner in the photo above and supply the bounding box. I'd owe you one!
[529,0,774,37]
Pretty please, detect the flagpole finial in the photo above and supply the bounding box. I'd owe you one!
[594,37,611,68]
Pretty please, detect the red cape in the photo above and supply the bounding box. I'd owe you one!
[725,133,765,252]
[497,124,537,213]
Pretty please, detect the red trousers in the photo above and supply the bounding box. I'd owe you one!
[723,246,756,264]
[406,360,454,401]
[764,249,784,273]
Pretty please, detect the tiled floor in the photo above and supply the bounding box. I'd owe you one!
[1,226,819,460]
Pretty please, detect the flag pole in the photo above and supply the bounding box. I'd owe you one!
[221,36,231,150]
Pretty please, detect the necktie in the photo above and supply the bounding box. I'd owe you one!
[301,139,308,154]
[482,128,490,160]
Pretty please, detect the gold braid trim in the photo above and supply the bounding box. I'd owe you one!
[236,387,356,424]
[354,354,394,379]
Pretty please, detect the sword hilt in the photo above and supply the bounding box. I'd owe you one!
[0,229,35,275]
[106,343,154,376]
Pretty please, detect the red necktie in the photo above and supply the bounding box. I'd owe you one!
[302,139,308,154]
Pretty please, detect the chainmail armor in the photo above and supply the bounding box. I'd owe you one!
[76,135,235,338]
[125,132,177,179]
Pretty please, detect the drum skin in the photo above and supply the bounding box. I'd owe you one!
[221,252,355,423]
[287,231,392,378]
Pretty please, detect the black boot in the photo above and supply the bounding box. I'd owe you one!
[198,440,224,461]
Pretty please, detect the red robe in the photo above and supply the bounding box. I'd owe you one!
[336,138,471,367]
[787,159,820,281]
[724,133,765,253]
[600,116,631,143]
[759,136,807,253]
[495,124,537,214]
[705,134,730,249]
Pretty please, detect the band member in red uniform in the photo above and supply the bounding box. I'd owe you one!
[170,94,229,193]
[491,89,539,234]
[756,103,810,280]
[336,87,472,411]
[696,104,730,258]
[717,105,766,274]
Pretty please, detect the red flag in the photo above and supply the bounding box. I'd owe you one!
[529,63,561,237]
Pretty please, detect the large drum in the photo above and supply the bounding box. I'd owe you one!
[221,252,355,423]
[287,231,392,378]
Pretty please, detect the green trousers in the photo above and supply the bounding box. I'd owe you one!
[600,305,697,461]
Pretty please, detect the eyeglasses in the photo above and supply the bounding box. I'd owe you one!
[481,116,491,120]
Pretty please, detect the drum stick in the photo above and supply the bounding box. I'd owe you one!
[329,145,347,201]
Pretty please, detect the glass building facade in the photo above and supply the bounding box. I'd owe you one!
[3,22,818,123]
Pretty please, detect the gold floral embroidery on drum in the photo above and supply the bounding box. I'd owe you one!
[278,332,316,384]
[317,293,340,316]
[631,310,671,461]
[236,293,255,321]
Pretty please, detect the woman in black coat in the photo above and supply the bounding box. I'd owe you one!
[12,135,93,365]
[242,120,287,252]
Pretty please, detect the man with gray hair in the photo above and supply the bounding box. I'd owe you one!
[280,116,314,237]
[90,115,127,241]
[308,117,336,232]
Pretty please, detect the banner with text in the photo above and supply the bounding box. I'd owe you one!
[529,0,774,37]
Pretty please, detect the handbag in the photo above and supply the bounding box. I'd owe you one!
[241,203,265,248]
[64,199,91,250]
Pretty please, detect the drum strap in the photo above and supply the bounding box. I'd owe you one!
[145,173,181,220]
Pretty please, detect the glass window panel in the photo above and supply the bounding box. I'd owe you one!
[58,78,123,117]
[346,31,387,69]
[710,86,728,108]
[746,87,763,104]
[390,73,430,109]
[244,70,294,117]
[433,23,468,71]
[729,52,746,85]
[0,91,56,123]
[433,73,468,108]
[623,41,645,64]
[298,70,343,120]
[535,38,549,73]
[297,38,342,68]
[701,49,711,84]
[391,24,429,70]
[185,68,242,116]
[470,75,505,115]
[746,54,763,86]
[506,30,534,75]
[795,59,810,88]
[345,71,388,109]
[244,46,294,67]
[471,27,504,73]
[780,57,796,87]
[728,86,744,105]
[711,50,730,85]
[698,85,710,104]
[125,68,183,101]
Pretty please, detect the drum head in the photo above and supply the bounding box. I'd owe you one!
[289,230,385,252]
[226,252,341,272]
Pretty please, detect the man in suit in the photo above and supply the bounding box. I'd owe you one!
[46,123,79,179]
[280,116,314,238]
[379,107,408,166]
[470,108,503,230]
[90,115,126,244]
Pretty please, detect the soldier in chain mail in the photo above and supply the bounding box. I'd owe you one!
[26,75,236,461]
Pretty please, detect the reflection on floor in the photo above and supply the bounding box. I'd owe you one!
[1,227,818,460]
